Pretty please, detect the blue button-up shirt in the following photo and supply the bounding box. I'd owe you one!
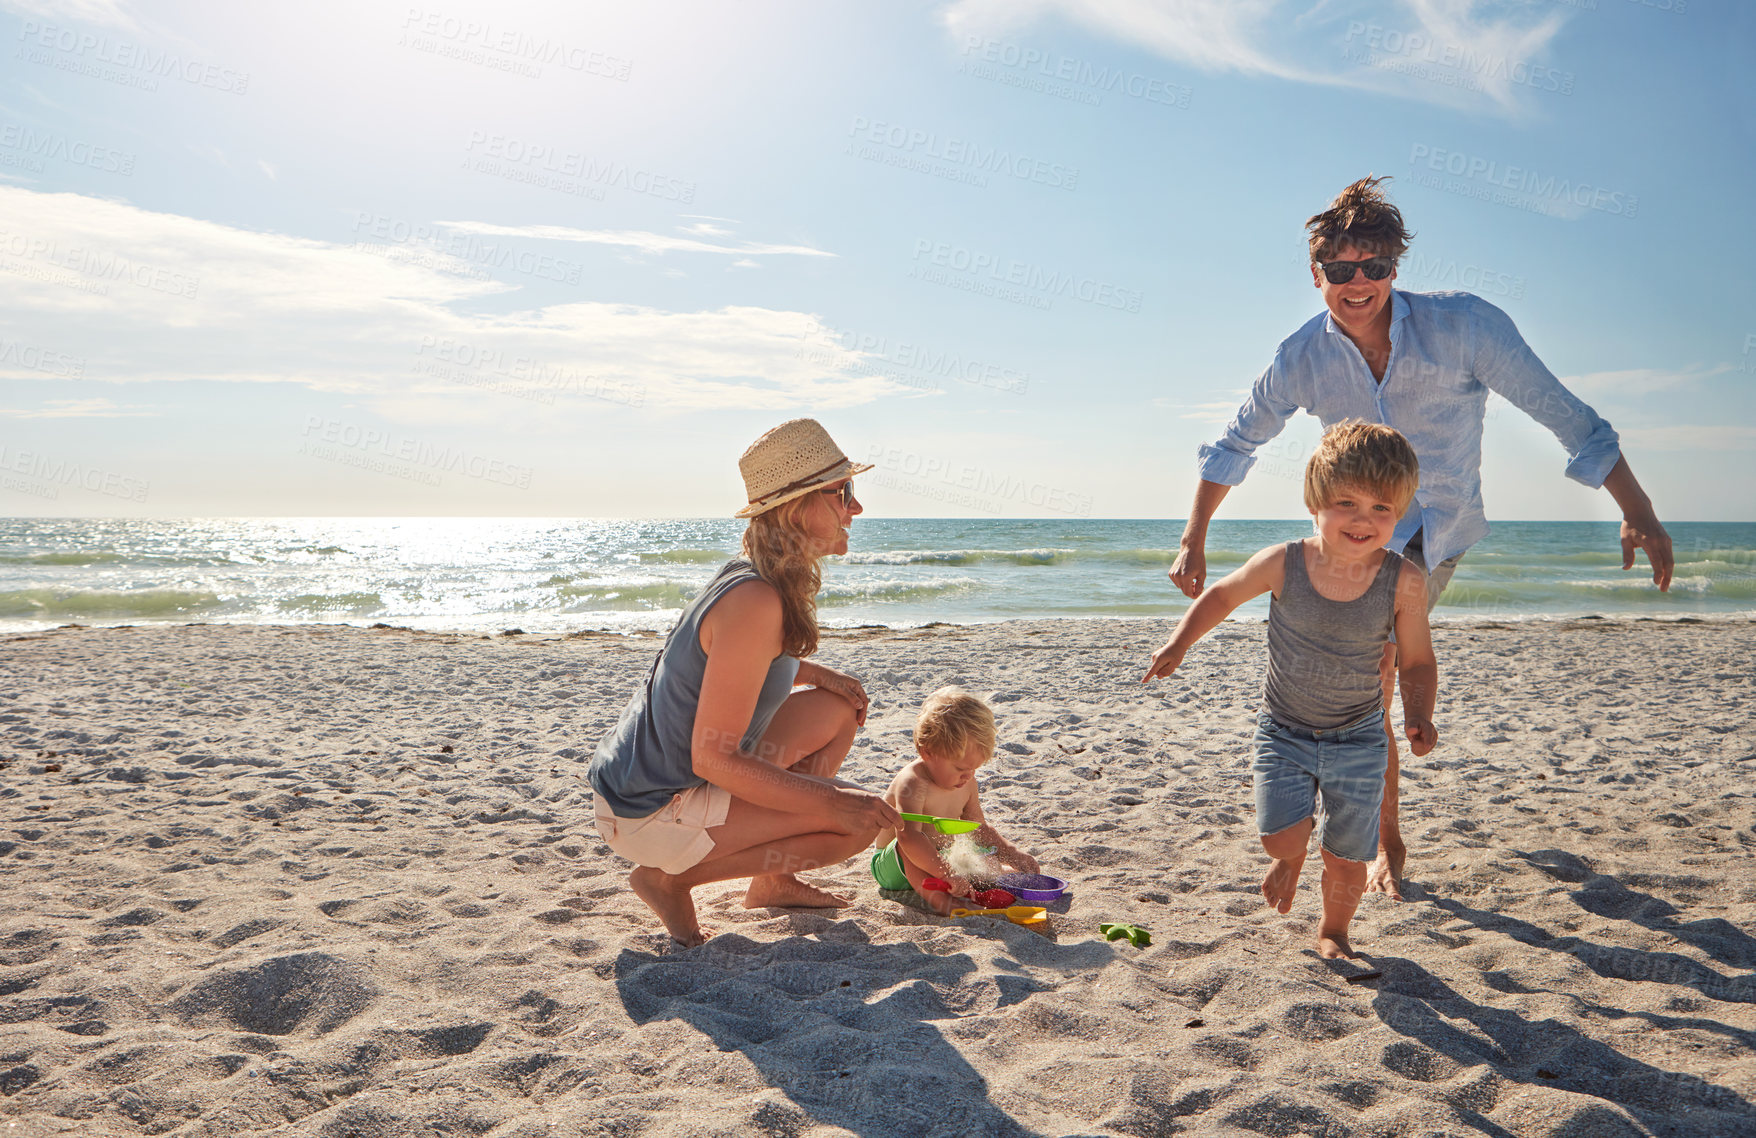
[1197,290,1621,567]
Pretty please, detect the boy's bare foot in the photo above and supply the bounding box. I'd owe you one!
[1316,929,1358,959]
[1366,842,1406,901]
[1262,857,1303,913]
[629,866,709,947]
[743,874,851,910]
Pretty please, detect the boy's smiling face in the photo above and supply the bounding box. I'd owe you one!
[1311,482,1400,558]
[921,738,988,791]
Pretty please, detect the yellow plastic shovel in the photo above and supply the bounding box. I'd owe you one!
[950,905,1048,928]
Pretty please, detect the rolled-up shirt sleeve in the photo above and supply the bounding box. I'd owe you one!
[1470,298,1620,488]
[1196,353,1302,486]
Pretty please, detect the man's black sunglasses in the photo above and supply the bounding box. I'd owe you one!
[1318,256,1395,284]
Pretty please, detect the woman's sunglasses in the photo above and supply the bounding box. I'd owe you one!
[1318,256,1395,284]
[820,481,855,508]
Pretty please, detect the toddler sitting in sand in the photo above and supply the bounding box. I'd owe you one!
[1144,422,1438,959]
[871,686,1039,915]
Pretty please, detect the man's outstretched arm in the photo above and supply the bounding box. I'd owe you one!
[1169,479,1233,598]
[1600,454,1672,591]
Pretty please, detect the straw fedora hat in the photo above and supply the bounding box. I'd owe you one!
[735,418,873,518]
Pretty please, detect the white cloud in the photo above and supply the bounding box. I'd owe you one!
[436,220,835,259]
[1619,425,1756,452]
[0,397,155,418]
[257,159,277,180]
[0,187,904,415]
[941,0,1572,115]
[1165,399,1247,424]
[1562,364,1735,398]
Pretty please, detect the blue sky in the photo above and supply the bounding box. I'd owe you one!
[1,0,1751,520]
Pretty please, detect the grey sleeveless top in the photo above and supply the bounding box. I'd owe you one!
[589,559,801,818]
[1262,541,1405,731]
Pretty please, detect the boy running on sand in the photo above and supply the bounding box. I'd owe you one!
[871,687,1039,916]
[1145,422,1437,958]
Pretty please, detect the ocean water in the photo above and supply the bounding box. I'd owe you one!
[1,517,1751,635]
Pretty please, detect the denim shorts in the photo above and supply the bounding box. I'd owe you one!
[1252,708,1387,863]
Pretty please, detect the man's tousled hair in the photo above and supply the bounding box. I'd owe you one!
[1306,175,1414,264]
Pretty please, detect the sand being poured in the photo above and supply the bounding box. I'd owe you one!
[942,833,999,880]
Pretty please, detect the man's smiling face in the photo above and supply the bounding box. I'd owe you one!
[1313,241,1397,339]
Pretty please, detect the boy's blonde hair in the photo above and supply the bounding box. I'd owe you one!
[1304,421,1420,514]
[914,686,995,760]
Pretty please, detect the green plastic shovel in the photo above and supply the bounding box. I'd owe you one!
[899,812,980,835]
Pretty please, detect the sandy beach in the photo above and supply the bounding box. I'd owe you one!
[1,617,1752,1137]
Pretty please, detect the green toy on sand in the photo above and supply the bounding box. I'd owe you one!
[1100,922,1151,947]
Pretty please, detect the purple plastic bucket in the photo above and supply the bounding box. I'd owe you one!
[995,873,1068,903]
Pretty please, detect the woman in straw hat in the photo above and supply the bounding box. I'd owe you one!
[588,419,900,945]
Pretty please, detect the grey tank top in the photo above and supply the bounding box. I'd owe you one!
[589,559,801,818]
[1262,541,1404,731]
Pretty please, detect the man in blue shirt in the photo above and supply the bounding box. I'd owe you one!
[1170,176,1673,900]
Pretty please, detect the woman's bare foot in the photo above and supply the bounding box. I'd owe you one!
[1317,929,1358,959]
[1262,857,1303,913]
[629,866,709,947]
[743,873,852,910]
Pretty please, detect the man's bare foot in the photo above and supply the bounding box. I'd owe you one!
[629,866,709,947]
[1262,857,1303,913]
[743,874,852,910]
[1317,929,1358,959]
[1365,843,1406,901]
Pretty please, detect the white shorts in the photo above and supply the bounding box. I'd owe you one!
[594,783,732,875]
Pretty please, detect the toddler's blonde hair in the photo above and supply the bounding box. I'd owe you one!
[914,686,995,761]
[1304,420,1420,514]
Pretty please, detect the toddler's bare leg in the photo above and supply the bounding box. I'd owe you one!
[1318,848,1368,959]
[1260,817,1313,913]
[1367,644,1405,900]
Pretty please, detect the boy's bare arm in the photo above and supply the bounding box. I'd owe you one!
[963,791,1038,875]
[893,774,970,888]
[1393,562,1438,755]
[1145,543,1284,681]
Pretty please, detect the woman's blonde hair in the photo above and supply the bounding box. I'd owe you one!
[914,686,995,761]
[740,494,823,658]
[1304,420,1420,514]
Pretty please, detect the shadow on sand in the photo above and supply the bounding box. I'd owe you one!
[1362,950,1754,1135]
[613,917,1112,1137]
